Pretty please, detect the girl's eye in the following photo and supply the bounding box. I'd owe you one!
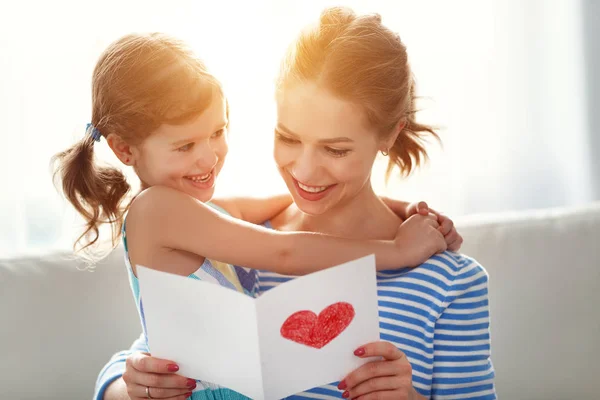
[177,143,194,152]
[275,131,299,144]
[326,147,351,157]
[212,128,225,138]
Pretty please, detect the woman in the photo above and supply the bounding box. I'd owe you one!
[96,6,493,400]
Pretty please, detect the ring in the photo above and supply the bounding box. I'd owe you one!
[146,386,154,399]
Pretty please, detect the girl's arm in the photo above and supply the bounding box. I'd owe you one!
[128,186,429,276]
[211,194,292,224]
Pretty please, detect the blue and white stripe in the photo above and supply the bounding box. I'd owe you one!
[257,251,496,399]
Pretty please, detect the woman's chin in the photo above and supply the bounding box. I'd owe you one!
[292,195,334,216]
[286,183,339,215]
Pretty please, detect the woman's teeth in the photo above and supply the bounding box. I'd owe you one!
[187,172,211,183]
[298,181,328,193]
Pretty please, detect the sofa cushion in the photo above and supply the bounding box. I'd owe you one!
[0,247,138,400]
[1,202,599,399]
[457,202,600,400]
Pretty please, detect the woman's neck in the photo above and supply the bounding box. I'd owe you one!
[273,183,401,240]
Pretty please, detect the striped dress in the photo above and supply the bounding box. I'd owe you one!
[94,203,255,400]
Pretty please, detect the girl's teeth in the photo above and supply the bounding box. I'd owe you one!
[298,182,328,193]
[188,173,211,183]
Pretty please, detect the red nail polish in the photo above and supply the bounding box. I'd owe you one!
[337,380,347,390]
[187,378,197,387]
[185,392,193,398]
[342,391,350,398]
[167,364,179,372]
[354,347,365,356]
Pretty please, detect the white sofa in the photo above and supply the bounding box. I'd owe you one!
[1,202,599,400]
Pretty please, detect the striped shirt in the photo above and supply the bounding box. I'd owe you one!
[257,251,496,399]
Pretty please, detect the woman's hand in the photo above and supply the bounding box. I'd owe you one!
[338,342,425,400]
[122,352,196,400]
[394,213,447,267]
[387,199,463,252]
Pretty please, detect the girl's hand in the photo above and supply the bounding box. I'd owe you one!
[430,209,463,252]
[398,200,464,252]
[402,200,430,219]
[394,213,447,267]
[122,352,196,400]
[338,341,425,400]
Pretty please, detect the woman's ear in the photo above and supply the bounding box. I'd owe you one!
[380,119,406,152]
[106,133,135,165]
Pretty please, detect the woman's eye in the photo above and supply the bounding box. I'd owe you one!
[275,131,299,144]
[177,143,194,152]
[326,147,351,157]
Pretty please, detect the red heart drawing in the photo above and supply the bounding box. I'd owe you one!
[280,302,355,349]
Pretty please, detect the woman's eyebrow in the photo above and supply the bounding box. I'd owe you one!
[276,123,354,143]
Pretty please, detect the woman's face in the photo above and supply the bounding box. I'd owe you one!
[274,82,383,215]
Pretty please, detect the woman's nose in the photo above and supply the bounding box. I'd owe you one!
[291,148,321,183]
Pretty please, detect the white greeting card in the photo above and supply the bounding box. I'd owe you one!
[137,254,380,399]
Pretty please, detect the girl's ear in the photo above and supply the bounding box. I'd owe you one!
[107,134,135,165]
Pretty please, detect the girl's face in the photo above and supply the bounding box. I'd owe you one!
[274,82,384,215]
[132,96,228,203]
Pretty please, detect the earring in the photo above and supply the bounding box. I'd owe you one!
[381,149,389,156]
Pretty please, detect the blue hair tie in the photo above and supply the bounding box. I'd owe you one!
[86,123,102,142]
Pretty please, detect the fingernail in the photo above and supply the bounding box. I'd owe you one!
[187,378,197,387]
[342,391,350,398]
[337,380,347,390]
[354,347,365,356]
[167,363,179,372]
[185,392,193,399]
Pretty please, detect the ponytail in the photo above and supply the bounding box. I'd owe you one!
[386,79,440,180]
[52,126,131,257]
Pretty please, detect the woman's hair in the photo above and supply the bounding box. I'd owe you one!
[277,6,439,179]
[52,33,224,257]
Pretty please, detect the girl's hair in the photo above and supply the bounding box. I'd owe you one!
[277,6,439,179]
[52,33,224,257]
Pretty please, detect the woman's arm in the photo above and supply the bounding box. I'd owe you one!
[340,341,428,400]
[430,257,496,399]
[97,335,206,400]
[129,186,443,275]
[95,334,145,400]
[101,379,129,400]
[211,194,292,224]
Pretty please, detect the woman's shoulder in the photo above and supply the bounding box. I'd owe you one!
[422,251,490,286]
[379,251,489,294]
[431,251,488,274]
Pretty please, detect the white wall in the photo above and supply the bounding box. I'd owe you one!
[0,0,598,256]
